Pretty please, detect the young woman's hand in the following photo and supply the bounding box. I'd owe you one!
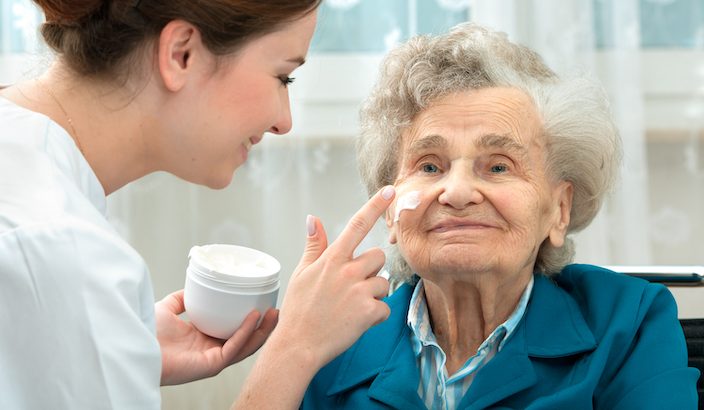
[155,290,278,386]
[272,185,396,368]
[234,186,395,409]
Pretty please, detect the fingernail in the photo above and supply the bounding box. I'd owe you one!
[381,186,395,200]
[306,214,316,237]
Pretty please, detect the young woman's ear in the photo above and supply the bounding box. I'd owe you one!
[157,20,205,92]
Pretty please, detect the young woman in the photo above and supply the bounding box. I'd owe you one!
[0,1,394,408]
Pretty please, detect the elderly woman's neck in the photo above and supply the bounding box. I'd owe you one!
[422,272,532,374]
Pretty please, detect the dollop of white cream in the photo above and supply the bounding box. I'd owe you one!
[393,190,421,223]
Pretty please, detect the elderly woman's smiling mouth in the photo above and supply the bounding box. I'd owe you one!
[428,216,498,233]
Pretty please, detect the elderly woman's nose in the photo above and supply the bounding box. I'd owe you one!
[437,167,484,208]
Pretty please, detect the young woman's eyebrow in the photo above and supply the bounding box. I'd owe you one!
[286,56,306,67]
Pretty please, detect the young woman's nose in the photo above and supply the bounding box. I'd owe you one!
[269,93,293,135]
[437,164,484,209]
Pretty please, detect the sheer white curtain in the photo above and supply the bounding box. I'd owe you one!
[2,0,702,408]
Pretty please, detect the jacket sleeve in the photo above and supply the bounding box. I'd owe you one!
[599,283,700,409]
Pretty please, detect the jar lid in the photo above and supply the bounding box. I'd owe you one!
[188,244,280,287]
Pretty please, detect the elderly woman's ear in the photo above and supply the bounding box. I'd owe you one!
[547,181,573,248]
[385,206,398,244]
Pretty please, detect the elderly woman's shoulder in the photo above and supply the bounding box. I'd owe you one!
[548,263,678,333]
[553,263,661,291]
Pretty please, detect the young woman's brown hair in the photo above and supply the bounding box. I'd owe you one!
[34,0,322,77]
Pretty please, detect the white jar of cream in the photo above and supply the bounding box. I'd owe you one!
[184,244,281,339]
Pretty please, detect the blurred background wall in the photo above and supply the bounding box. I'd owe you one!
[2,0,703,408]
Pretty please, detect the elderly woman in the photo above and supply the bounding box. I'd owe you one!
[301,23,699,409]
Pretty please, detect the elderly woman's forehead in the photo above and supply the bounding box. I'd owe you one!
[402,88,543,139]
[426,87,536,111]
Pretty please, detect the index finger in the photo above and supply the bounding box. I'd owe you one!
[330,186,396,256]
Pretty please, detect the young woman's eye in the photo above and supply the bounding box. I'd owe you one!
[421,163,439,173]
[279,76,295,87]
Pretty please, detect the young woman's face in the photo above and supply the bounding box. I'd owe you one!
[164,10,318,188]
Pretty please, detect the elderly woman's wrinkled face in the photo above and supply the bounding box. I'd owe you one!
[387,87,572,282]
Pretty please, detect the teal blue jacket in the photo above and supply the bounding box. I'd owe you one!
[302,264,699,409]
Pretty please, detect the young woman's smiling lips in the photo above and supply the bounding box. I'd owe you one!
[241,135,264,161]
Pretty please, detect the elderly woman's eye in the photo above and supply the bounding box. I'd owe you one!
[490,163,509,173]
[421,163,439,173]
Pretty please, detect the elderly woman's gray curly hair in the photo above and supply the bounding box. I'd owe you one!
[357,23,622,283]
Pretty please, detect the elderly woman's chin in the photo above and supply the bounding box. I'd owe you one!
[406,249,498,279]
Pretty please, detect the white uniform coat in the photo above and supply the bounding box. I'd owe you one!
[0,96,161,409]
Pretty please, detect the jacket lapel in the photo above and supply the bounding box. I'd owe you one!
[459,274,597,409]
[327,284,426,408]
[366,326,428,409]
[459,323,536,409]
